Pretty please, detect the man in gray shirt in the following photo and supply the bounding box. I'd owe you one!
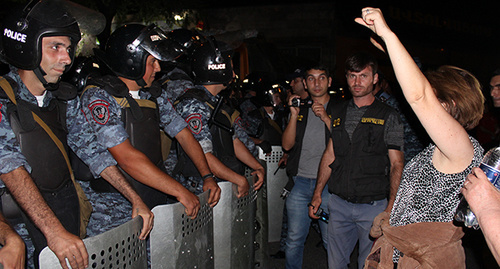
[282,65,336,269]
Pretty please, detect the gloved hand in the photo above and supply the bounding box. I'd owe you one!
[257,140,272,154]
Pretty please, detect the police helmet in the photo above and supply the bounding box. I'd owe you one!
[167,28,204,52]
[96,23,184,85]
[1,0,81,71]
[256,82,285,107]
[190,36,233,86]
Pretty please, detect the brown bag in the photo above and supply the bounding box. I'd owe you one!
[0,77,92,238]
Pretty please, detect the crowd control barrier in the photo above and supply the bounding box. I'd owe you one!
[213,177,257,269]
[39,216,146,268]
[150,191,213,269]
[261,146,288,242]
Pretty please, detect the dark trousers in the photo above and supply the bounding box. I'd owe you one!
[22,180,80,268]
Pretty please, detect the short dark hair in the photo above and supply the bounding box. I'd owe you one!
[345,52,378,75]
[304,64,330,77]
[492,68,500,78]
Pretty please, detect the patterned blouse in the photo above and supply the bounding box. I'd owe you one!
[390,136,483,226]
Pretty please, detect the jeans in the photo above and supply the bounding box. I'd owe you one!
[327,194,387,269]
[285,176,331,269]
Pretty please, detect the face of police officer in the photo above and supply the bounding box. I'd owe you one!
[490,75,500,107]
[346,66,378,99]
[142,55,161,87]
[40,36,72,84]
[303,69,331,98]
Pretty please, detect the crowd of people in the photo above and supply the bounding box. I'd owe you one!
[0,1,499,269]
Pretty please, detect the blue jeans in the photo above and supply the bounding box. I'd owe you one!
[285,176,331,269]
[327,194,387,269]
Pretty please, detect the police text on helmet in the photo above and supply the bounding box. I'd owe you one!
[4,28,27,43]
[208,63,226,70]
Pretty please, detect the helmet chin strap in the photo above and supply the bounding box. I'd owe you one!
[135,78,147,88]
[33,66,60,91]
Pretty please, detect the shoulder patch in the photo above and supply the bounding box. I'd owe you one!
[88,100,110,125]
[186,113,202,134]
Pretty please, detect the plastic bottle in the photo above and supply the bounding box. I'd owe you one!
[455,147,500,229]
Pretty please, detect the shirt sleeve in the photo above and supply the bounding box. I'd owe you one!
[157,91,188,138]
[80,86,129,150]
[66,97,117,177]
[176,98,213,154]
[0,99,31,178]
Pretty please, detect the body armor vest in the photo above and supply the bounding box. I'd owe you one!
[255,109,282,146]
[328,99,392,203]
[88,76,166,208]
[174,88,243,177]
[1,77,73,192]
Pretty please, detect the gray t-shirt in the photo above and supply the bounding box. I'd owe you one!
[297,106,327,178]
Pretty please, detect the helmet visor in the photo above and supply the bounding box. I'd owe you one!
[132,24,184,62]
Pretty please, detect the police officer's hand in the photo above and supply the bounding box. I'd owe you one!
[203,177,221,207]
[131,201,154,240]
[251,167,265,191]
[312,101,328,123]
[46,229,88,269]
[0,231,25,269]
[257,140,272,155]
[235,175,250,198]
[177,189,201,219]
[308,195,322,220]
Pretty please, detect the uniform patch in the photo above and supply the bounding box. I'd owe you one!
[186,113,202,134]
[89,100,110,125]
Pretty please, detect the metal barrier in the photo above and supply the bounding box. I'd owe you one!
[262,146,288,242]
[39,216,146,269]
[150,191,213,269]
[213,178,257,269]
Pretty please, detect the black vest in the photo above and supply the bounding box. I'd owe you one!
[1,77,75,192]
[328,99,392,203]
[286,97,336,177]
[251,108,283,146]
[174,88,243,177]
[87,76,167,208]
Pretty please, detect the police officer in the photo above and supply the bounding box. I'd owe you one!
[0,1,153,268]
[157,28,202,102]
[81,23,220,211]
[173,36,265,197]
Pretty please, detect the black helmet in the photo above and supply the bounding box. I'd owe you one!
[255,82,285,107]
[167,28,204,52]
[191,36,233,85]
[63,56,102,93]
[95,23,184,86]
[1,0,81,71]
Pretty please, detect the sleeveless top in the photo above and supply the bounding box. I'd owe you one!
[390,136,483,226]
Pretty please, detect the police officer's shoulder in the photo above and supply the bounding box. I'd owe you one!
[0,76,18,100]
[52,82,77,101]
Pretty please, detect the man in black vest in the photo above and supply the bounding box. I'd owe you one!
[282,65,336,269]
[309,52,404,269]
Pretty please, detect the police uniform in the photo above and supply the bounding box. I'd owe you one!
[170,85,246,193]
[0,68,117,263]
[80,75,187,208]
[159,67,195,102]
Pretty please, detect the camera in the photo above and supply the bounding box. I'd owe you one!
[290,98,313,108]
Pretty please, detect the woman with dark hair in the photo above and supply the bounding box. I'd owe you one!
[355,7,485,268]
